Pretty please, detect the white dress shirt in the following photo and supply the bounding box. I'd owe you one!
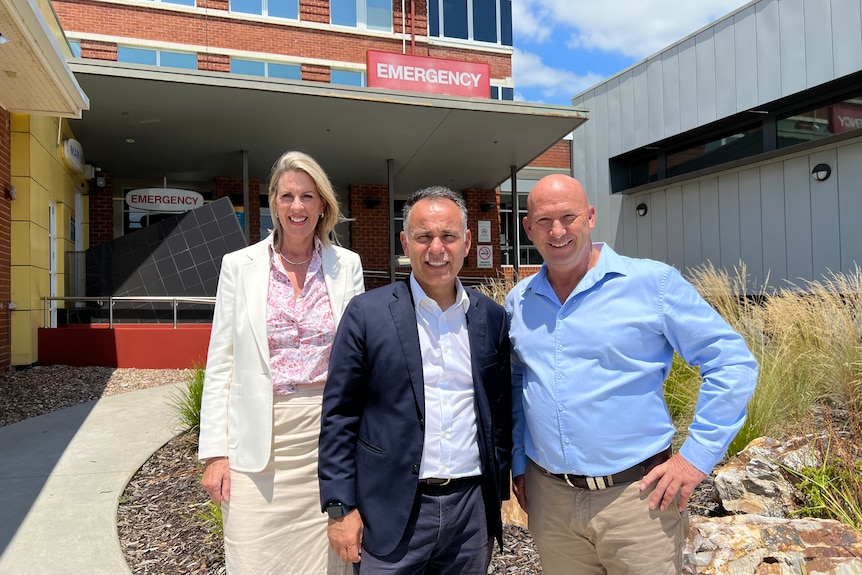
[410,274,482,479]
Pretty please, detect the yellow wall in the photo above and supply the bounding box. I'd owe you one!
[10,113,88,366]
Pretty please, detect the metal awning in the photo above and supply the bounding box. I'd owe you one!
[68,60,587,194]
[0,0,88,117]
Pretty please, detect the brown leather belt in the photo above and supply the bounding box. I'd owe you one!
[541,447,672,491]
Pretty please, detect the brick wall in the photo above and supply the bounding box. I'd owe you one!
[461,188,503,282]
[529,139,571,170]
[89,173,114,246]
[53,0,509,79]
[79,39,117,60]
[502,265,541,284]
[300,0,328,23]
[302,63,330,83]
[0,108,11,368]
[199,53,230,73]
[349,185,502,290]
[216,177,262,244]
[394,0,429,39]
[349,184,390,289]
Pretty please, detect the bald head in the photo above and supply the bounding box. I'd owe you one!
[527,175,590,217]
[523,174,597,283]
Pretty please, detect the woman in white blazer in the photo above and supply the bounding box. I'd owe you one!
[199,151,364,575]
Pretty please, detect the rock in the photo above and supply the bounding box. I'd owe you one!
[713,436,817,516]
[683,514,862,575]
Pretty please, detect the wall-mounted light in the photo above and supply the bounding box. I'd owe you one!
[811,163,832,182]
[636,203,648,217]
[4,185,15,200]
[480,201,496,212]
[0,33,8,45]
[364,197,381,209]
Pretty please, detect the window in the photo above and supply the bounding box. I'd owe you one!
[394,200,406,256]
[331,70,365,87]
[142,0,196,4]
[230,0,298,19]
[429,0,512,46]
[117,47,197,70]
[230,58,301,79]
[666,125,763,178]
[160,51,198,70]
[269,63,302,80]
[490,86,514,101]
[777,94,862,149]
[69,40,81,58]
[611,81,862,192]
[331,0,392,32]
[498,194,541,265]
[118,47,157,66]
[260,205,274,238]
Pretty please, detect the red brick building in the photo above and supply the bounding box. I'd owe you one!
[53,0,583,290]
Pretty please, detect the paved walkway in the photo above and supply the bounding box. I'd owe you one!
[0,383,184,575]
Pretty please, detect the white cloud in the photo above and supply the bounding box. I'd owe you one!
[518,0,751,58]
[513,49,605,103]
[512,0,553,43]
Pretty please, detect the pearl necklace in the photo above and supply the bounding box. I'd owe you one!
[279,250,313,266]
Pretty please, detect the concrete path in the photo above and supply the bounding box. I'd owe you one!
[0,383,183,575]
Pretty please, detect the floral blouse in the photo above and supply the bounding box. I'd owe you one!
[266,237,335,395]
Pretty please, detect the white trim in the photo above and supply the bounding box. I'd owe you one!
[70,32,368,70]
[426,35,512,56]
[70,33,505,78]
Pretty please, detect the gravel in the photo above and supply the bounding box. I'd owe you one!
[0,365,725,574]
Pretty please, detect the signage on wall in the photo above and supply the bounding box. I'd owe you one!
[831,103,862,134]
[126,188,204,212]
[61,139,85,174]
[477,245,493,268]
[366,50,490,98]
[477,221,491,243]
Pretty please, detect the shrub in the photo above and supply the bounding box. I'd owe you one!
[169,364,205,437]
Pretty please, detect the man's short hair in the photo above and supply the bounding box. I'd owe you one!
[402,186,468,232]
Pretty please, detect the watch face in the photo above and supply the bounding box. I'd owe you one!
[326,503,345,519]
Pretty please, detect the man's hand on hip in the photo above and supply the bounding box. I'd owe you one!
[640,453,707,511]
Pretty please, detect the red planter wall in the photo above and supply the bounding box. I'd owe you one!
[38,325,212,368]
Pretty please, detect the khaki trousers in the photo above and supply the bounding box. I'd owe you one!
[526,459,687,575]
[223,389,352,575]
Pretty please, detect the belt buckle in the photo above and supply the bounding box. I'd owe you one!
[563,473,612,490]
[422,478,451,486]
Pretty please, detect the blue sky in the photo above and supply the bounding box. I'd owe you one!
[512,0,753,106]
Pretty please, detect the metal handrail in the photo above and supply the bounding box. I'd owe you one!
[41,296,216,329]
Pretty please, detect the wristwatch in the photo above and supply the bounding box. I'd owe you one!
[325,502,351,519]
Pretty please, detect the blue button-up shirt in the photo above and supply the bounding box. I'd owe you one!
[506,243,758,478]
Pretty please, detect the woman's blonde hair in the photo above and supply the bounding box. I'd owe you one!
[267,150,343,248]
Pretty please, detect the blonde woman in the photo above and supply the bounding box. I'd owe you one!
[199,151,363,574]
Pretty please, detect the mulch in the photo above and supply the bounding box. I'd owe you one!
[118,433,726,574]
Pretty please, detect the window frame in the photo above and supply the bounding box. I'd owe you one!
[116,46,198,70]
[229,0,299,20]
[609,71,862,194]
[330,0,393,32]
[429,0,512,47]
[229,58,302,80]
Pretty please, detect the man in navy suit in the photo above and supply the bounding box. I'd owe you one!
[318,185,512,574]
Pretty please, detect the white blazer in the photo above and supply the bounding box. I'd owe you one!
[198,235,365,472]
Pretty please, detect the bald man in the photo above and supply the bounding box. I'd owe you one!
[506,174,757,574]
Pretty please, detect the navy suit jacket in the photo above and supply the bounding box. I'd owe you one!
[318,280,512,557]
